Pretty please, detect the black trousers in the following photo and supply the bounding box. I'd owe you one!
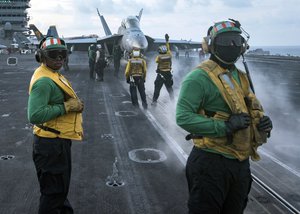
[89,59,95,79]
[114,60,120,76]
[129,76,147,108]
[33,135,73,214]
[95,65,105,81]
[186,147,252,214]
[153,72,174,102]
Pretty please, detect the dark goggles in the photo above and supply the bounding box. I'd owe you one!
[44,49,67,61]
[215,34,243,46]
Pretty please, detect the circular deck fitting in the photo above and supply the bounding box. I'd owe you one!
[101,134,114,140]
[105,180,125,187]
[0,155,15,161]
[128,148,167,163]
[110,93,126,98]
[115,111,138,117]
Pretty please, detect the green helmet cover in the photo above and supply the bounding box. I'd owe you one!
[210,21,241,39]
[41,37,67,50]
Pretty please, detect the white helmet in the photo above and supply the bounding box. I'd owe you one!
[97,44,102,49]
[158,45,167,54]
[132,49,140,57]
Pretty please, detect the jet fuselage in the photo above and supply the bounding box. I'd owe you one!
[118,16,148,53]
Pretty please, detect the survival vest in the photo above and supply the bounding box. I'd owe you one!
[29,64,83,140]
[156,53,172,72]
[193,60,268,161]
[129,58,144,77]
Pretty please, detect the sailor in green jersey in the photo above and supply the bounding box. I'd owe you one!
[28,37,83,214]
[176,20,273,214]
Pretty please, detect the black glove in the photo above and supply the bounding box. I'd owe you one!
[165,33,169,41]
[126,78,130,83]
[225,113,251,135]
[257,116,273,132]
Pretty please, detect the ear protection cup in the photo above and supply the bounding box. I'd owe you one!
[35,37,46,63]
[202,36,210,54]
[35,49,43,62]
[202,26,214,54]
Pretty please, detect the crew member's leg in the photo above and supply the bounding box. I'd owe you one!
[186,147,236,214]
[221,159,252,214]
[89,60,95,79]
[114,61,120,77]
[98,67,104,81]
[136,78,147,109]
[129,82,138,106]
[33,136,73,214]
[152,74,164,104]
[164,73,174,100]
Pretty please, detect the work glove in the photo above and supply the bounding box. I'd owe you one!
[257,116,273,132]
[165,33,169,42]
[64,98,84,113]
[225,113,251,135]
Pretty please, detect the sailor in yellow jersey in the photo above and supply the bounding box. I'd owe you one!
[176,20,273,214]
[125,48,148,109]
[152,34,174,106]
[28,37,83,214]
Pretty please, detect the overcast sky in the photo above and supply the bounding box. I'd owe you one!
[28,0,300,46]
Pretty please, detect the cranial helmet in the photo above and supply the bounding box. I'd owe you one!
[132,49,140,57]
[35,37,67,62]
[158,45,167,54]
[40,37,67,50]
[202,19,248,64]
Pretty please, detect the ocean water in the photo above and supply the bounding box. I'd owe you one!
[249,46,300,57]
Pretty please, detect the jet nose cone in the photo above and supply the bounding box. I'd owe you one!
[133,37,148,50]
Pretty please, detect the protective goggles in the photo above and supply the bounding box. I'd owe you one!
[44,49,67,61]
[215,34,243,46]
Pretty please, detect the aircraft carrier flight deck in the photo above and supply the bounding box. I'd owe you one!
[0,52,300,214]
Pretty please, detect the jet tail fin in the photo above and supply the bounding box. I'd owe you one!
[137,8,143,21]
[97,8,112,36]
[47,25,59,38]
[29,24,45,41]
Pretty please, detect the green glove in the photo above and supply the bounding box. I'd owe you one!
[64,98,84,113]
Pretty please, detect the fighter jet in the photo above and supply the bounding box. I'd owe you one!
[29,24,97,51]
[96,8,201,57]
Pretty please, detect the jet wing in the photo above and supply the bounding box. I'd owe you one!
[96,34,123,55]
[151,38,202,50]
[96,34,123,44]
[64,38,97,44]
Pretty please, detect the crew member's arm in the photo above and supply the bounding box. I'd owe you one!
[125,60,131,80]
[28,78,65,124]
[165,33,172,55]
[143,59,147,81]
[176,70,227,137]
[95,50,100,63]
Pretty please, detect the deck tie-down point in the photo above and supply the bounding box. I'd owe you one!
[128,148,167,163]
[0,155,15,160]
[106,157,125,187]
